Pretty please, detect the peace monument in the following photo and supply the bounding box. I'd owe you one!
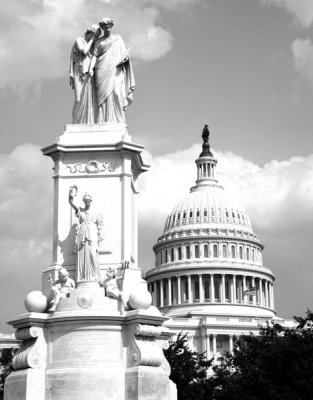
[4,18,176,400]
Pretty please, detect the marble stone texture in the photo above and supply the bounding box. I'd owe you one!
[5,309,176,400]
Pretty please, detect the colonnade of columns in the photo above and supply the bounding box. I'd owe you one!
[148,273,274,310]
[201,333,237,358]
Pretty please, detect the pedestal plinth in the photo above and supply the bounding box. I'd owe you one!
[4,308,176,400]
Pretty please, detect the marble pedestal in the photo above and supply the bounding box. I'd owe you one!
[5,307,176,400]
[4,124,176,399]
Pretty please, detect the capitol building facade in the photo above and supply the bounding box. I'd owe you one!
[145,127,291,360]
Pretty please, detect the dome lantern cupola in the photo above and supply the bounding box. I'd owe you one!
[195,124,218,186]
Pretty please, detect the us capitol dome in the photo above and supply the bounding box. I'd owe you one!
[145,125,289,359]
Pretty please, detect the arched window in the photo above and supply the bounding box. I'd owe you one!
[160,252,163,264]
[246,248,250,260]
[231,245,236,258]
[196,209,200,218]
[204,209,208,217]
[239,247,243,259]
[204,244,209,258]
[252,248,255,262]
[213,244,218,258]
[178,247,182,260]
[222,244,227,258]
[186,246,190,259]
[165,250,168,263]
[189,210,193,219]
[171,248,174,262]
[195,245,200,258]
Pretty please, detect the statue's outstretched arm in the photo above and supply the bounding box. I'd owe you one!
[69,186,79,213]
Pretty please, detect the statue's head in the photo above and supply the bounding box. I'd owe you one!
[99,17,114,32]
[82,193,93,206]
[106,267,116,278]
[58,268,69,281]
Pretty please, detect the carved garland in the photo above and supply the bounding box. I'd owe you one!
[65,160,117,174]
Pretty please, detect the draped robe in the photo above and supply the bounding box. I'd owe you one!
[93,34,135,123]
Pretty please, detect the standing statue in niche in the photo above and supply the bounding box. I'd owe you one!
[88,17,135,123]
[69,186,103,282]
[69,24,101,124]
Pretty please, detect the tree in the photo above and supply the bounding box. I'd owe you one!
[0,348,14,400]
[211,310,313,400]
[164,332,213,400]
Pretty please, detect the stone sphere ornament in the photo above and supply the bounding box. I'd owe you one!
[24,291,48,313]
[128,286,152,310]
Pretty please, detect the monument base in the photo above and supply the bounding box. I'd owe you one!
[4,308,176,400]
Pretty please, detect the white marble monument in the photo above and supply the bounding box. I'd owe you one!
[4,17,176,400]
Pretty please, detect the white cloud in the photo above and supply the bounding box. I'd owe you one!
[261,0,313,27]
[292,38,313,84]
[0,144,52,330]
[139,145,313,234]
[0,0,204,91]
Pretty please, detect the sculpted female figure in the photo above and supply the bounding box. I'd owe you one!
[69,24,101,123]
[88,17,135,123]
[69,186,103,282]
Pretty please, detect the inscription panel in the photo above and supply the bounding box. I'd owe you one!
[50,330,122,363]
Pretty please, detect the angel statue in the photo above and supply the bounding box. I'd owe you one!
[69,186,103,282]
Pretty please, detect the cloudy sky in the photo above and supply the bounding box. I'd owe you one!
[1,0,313,332]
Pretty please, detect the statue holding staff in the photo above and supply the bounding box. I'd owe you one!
[69,186,103,282]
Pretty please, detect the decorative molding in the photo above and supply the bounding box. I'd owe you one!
[12,327,46,370]
[65,160,117,174]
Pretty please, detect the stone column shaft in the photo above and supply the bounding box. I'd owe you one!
[229,335,234,352]
[243,275,247,304]
[160,279,164,307]
[168,277,172,306]
[221,274,225,303]
[177,276,181,304]
[188,275,192,304]
[199,274,204,303]
[232,275,237,303]
[265,280,269,308]
[206,334,211,358]
[210,274,215,303]
[213,334,217,355]
[252,277,256,305]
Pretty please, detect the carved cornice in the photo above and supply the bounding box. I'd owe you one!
[146,263,275,280]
